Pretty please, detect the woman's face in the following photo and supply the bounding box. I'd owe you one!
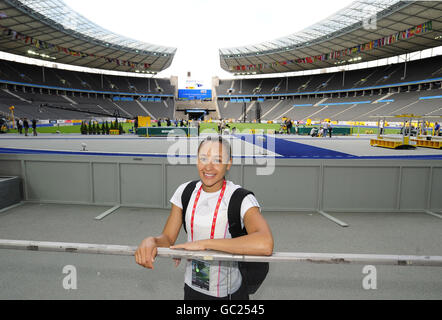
[197,141,232,192]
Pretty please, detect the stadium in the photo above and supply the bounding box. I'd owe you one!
[0,0,441,302]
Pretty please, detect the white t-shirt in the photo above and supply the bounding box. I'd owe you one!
[170,180,260,298]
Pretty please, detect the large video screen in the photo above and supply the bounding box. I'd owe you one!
[178,89,212,100]
[178,79,212,100]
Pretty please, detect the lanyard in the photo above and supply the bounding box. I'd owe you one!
[190,180,227,242]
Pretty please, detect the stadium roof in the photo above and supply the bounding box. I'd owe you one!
[0,0,177,73]
[220,0,442,74]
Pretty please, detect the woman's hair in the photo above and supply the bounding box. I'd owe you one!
[197,135,232,160]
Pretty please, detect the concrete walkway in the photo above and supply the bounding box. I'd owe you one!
[0,203,441,300]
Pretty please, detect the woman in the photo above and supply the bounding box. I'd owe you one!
[135,135,273,300]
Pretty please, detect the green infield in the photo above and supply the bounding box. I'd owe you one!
[198,122,402,135]
[4,121,404,136]
[6,123,134,134]
[199,122,281,133]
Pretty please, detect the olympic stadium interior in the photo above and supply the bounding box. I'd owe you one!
[0,0,439,123]
[1,0,442,301]
[1,55,441,122]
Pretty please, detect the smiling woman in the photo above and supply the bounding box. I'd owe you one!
[135,135,274,300]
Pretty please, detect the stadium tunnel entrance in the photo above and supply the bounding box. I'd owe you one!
[185,109,208,121]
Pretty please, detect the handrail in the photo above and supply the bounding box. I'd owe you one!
[1,239,441,267]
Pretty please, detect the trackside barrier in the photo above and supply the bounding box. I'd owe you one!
[1,239,441,267]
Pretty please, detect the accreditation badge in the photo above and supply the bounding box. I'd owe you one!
[191,260,210,291]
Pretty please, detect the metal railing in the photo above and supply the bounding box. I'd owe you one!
[1,239,441,267]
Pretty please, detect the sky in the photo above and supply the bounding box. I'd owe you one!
[63,0,355,84]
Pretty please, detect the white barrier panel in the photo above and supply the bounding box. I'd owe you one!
[1,239,442,267]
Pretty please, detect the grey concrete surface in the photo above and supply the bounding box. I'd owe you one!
[0,203,441,300]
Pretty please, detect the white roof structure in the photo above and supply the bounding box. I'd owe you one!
[0,0,177,72]
[220,0,441,74]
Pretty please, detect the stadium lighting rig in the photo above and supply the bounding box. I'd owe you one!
[27,50,56,60]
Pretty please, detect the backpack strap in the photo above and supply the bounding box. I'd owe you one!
[228,188,254,238]
[181,180,199,233]
[227,188,269,295]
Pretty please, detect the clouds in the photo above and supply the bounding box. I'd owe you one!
[63,0,354,81]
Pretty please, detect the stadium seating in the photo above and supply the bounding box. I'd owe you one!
[0,59,175,94]
[216,55,442,122]
[0,88,176,120]
[217,87,442,122]
[216,55,442,96]
[0,58,176,120]
[0,55,441,122]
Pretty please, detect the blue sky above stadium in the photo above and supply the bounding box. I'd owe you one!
[63,0,354,83]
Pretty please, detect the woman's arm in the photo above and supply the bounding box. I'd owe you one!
[171,207,274,256]
[135,204,183,269]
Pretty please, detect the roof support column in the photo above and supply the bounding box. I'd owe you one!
[402,53,408,80]
[342,70,345,88]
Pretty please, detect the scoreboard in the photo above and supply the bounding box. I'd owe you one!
[178,78,212,100]
[178,89,212,100]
